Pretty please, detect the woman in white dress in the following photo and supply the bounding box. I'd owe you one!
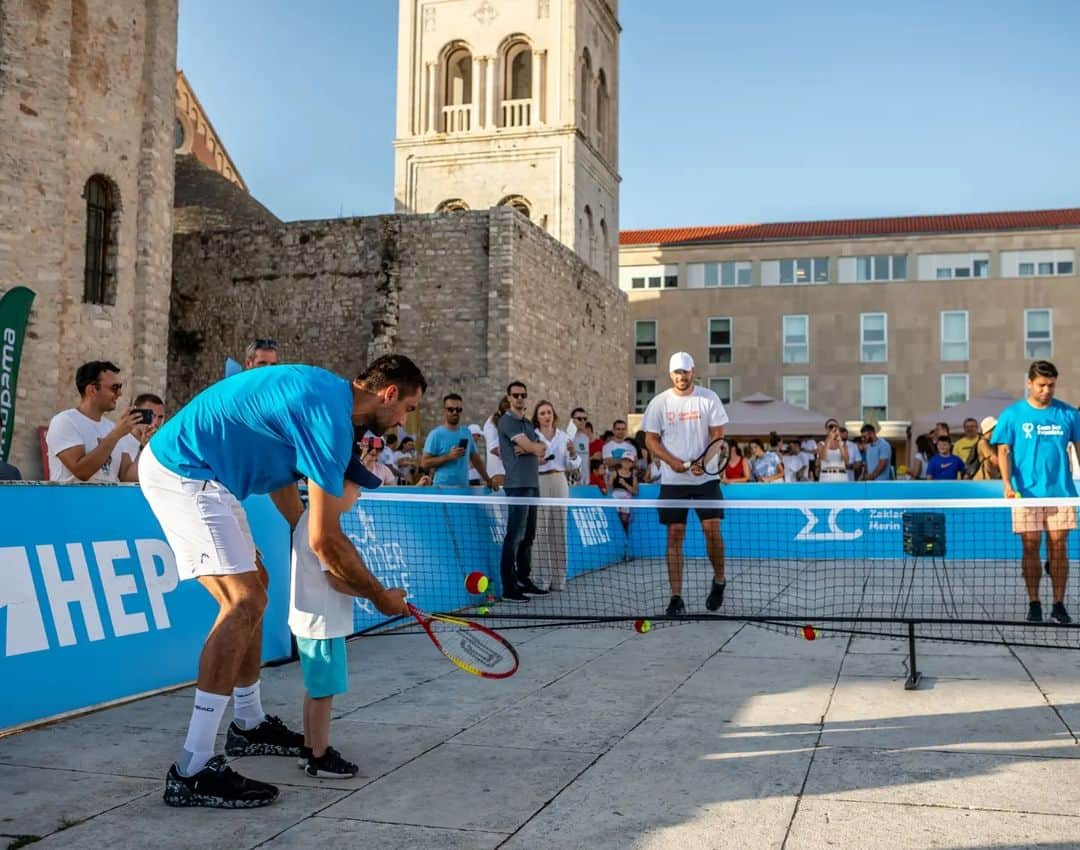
[531,400,581,591]
[817,423,850,483]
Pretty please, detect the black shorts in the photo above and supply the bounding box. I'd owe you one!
[658,480,724,526]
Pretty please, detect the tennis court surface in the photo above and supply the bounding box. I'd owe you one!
[5,616,1080,849]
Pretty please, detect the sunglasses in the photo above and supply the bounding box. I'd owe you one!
[572,415,587,421]
[253,338,278,349]
[95,381,123,393]
[510,392,528,399]
[444,406,463,414]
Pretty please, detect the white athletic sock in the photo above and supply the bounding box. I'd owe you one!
[232,680,266,731]
[177,689,230,776]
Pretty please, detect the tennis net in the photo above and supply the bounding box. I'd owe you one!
[338,491,1080,649]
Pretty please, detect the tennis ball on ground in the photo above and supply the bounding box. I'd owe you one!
[465,572,489,594]
[477,606,490,616]
[802,624,818,641]
[634,618,652,634]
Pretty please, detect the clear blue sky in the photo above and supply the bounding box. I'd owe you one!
[178,0,1080,229]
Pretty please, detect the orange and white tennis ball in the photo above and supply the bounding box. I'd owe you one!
[465,572,489,594]
[634,618,652,634]
[802,624,818,641]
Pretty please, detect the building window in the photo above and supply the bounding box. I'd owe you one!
[83,175,118,305]
[708,377,732,404]
[435,198,470,213]
[708,317,732,364]
[917,253,990,280]
[579,48,591,133]
[1002,249,1075,278]
[502,40,533,127]
[783,376,809,410]
[838,254,908,283]
[940,310,969,361]
[635,320,657,364]
[634,379,655,413]
[782,315,809,364]
[1025,309,1052,359]
[631,276,645,289]
[861,375,888,423]
[941,374,969,408]
[596,69,609,150]
[860,313,887,363]
[497,194,531,219]
[688,261,752,288]
[763,257,829,285]
[620,265,678,292]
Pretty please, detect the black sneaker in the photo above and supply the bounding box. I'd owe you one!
[304,746,358,779]
[1046,560,1052,576]
[520,580,549,596]
[665,595,686,617]
[297,745,312,769]
[705,580,726,612]
[1027,601,1043,623]
[1051,602,1072,624]
[224,714,304,757]
[163,755,278,808]
[500,590,530,603]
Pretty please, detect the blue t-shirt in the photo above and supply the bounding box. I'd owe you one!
[149,365,355,500]
[926,453,965,480]
[991,398,1080,497]
[423,425,473,486]
[863,438,894,480]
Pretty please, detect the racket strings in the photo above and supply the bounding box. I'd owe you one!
[430,618,517,676]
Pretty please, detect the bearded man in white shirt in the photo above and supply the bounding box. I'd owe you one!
[643,352,729,617]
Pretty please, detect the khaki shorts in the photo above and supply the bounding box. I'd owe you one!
[1011,506,1079,535]
[138,446,258,580]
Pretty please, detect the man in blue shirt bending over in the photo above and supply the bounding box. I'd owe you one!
[992,360,1080,624]
[139,355,426,808]
[420,392,496,488]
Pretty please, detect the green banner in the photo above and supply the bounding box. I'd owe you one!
[0,286,36,462]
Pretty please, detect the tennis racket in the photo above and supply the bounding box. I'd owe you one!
[689,436,730,476]
[408,603,519,679]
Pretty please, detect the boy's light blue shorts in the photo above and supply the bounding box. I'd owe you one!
[296,636,348,698]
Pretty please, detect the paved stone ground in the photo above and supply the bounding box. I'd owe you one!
[4,622,1080,849]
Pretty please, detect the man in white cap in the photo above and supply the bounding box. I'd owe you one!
[642,352,729,616]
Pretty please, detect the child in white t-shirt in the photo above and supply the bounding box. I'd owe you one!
[289,479,363,779]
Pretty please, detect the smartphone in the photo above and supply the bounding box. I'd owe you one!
[136,408,155,425]
[458,438,470,450]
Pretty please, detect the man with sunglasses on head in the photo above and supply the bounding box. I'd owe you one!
[497,380,549,603]
[139,354,425,809]
[244,338,280,369]
[45,360,144,482]
[420,393,496,489]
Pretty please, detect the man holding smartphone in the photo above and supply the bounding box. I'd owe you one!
[421,393,496,488]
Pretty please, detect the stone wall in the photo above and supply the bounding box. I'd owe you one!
[0,0,177,477]
[169,209,629,434]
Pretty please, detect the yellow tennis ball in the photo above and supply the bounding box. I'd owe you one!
[634,618,651,634]
[477,606,489,616]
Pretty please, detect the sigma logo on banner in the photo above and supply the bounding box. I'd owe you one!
[345,506,411,614]
[0,540,178,657]
[795,507,903,541]
[572,507,611,546]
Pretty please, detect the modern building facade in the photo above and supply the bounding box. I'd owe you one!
[393,0,621,281]
[620,209,1080,437]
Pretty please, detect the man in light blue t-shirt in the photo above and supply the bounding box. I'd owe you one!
[420,393,495,488]
[991,360,1080,624]
[139,355,426,809]
[860,423,894,480]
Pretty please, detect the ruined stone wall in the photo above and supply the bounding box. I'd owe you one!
[169,210,628,438]
[0,0,177,477]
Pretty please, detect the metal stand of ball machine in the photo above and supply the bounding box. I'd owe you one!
[897,512,949,690]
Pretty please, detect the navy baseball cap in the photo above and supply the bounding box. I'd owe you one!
[345,455,383,489]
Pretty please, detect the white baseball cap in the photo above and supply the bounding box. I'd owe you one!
[669,352,695,372]
[468,423,482,436]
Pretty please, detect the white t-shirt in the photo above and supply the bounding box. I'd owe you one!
[45,409,129,483]
[483,416,505,477]
[602,439,638,465]
[783,453,808,482]
[641,386,730,485]
[844,440,863,481]
[289,511,355,640]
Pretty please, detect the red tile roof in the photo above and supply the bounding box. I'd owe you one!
[619,208,1080,247]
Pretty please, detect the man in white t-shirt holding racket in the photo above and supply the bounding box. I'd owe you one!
[643,352,729,617]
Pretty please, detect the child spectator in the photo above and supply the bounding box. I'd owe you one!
[609,454,639,530]
[588,457,608,494]
[926,436,965,480]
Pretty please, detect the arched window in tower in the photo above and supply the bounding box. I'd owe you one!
[580,48,592,134]
[435,198,470,213]
[503,39,533,128]
[596,69,609,154]
[584,205,595,267]
[498,195,532,219]
[83,175,119,305]
[443,44,474,132]
[600,219,610,277]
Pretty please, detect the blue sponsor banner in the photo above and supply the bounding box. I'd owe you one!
[0,484,291,731]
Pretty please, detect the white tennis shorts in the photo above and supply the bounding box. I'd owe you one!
[139,446,257,581]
